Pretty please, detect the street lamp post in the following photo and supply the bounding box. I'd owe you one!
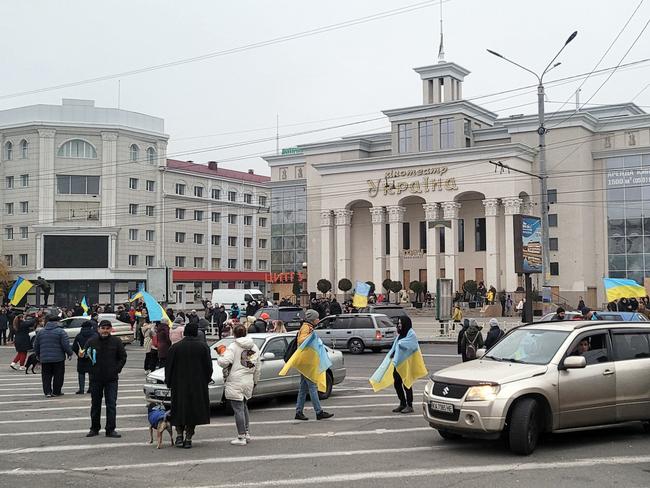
[487,31,577,289]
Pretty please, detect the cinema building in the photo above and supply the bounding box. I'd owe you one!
[264,60,650,307]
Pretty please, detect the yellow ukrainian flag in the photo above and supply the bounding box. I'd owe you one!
[8,277,34,306]
[279,332,332,392]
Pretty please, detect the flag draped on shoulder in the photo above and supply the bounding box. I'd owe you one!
[279,332,332,392]
[369,328,428,392]
[8,277,34,306]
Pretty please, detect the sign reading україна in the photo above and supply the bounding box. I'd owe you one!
[367,166,458,197]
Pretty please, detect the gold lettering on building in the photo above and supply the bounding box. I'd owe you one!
[368,166,457,198]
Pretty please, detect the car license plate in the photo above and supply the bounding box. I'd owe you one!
[430,401,454,414]
[154,389,170,398]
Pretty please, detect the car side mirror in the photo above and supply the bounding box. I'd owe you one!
[476,348,486,359]
[563,356,587,369]
[261,352,276,361]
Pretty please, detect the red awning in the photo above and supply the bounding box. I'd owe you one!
[172,270,268,282]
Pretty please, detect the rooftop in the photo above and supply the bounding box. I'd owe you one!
[166,159,270,184]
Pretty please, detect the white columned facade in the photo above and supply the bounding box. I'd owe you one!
[503,197,523,292]
[387,205,406,283]
[442,201,461,289]
[37,129,56,225]
[483,198,501,290]
[369,207,386,287]
[101,131,118,228]
[320,210,334,283]
[334,209,353,283]
[423,202,440,292]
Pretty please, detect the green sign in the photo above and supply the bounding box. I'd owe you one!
[281,147,302,155]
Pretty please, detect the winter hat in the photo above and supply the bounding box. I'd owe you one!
[260,312,270,320]
[304,309,319,323]
[489,318,499,328]
[184,322,198,337]
[173,316,185,325]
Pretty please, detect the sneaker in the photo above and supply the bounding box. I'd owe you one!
[316,411,334,420]
[86,430,99,437]
[183,440,192,449]
[230,437,247,446]
[45,394,53,398]
[75,391,84,395]
[392,405,406,413]
[18,366,26,371]
[175,436,184,448]
[294,412,309,421]
[105,431,121,438]
[52,392,64,397]
[400,406,414,414]
[10,362,17,370]
[244,432,251,443]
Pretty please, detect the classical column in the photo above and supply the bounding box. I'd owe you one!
[101,131,118,227]
[442,201,461,290]
[37,129,56,225]
[369,207,386,288]
[503,197,523,292]
[320,210,334,283]
[483,198,501,291]
[334,209,353,284]
[387,206,406,284]
[423,202,440,293]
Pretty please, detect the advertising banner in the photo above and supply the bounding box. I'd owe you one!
[514,215,542,274]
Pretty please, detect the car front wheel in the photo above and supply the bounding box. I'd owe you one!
[348,338,365,354]
[508,398,542,455]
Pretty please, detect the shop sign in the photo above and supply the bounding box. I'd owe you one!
[367,166,458,197]
[266,272,304,284]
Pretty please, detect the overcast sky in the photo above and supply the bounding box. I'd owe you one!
[3,0,649,175]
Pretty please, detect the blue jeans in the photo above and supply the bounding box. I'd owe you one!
[296,375,322,415]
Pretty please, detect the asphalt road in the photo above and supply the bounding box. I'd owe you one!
[1,342,649,488]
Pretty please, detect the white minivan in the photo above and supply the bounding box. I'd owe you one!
[211,288,267,314]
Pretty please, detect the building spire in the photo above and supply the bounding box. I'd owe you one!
[437,0,445,63]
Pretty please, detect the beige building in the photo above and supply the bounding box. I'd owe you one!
[265,61,650,307]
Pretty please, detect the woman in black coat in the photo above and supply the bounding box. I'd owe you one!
[456,319,470,362]
[72,321,98,394]
[10,315,33,369]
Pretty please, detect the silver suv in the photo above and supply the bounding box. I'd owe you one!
[315,313,397,354]
[422,321,650,454]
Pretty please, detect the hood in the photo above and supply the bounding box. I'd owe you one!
[44,321,61,330]
[467,324,482,335]
[433,360,548,386]
[171,323,183,330]
[489,318,500,328]
[235,336,255,350]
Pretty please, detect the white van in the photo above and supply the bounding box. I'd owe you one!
[211,288,267,315]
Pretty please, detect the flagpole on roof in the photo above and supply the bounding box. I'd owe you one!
[437,0,445,63]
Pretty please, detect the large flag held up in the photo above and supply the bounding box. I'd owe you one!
[369,328,428,392]
[279,332,332,392]
[352,281,371,309]
[8,277,34,306]
[129,289,170,325]
[603,278,647,302]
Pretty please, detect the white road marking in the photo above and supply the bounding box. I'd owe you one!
[0,379,144,388]
[0,396,145,408]
[0,389,142,398]
[421,354,459,358]
[0,427,432,455]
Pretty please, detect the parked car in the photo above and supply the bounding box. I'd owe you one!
[29,315,133,345]
[422,320,650,455]
[143,332,346,406]
[254,306,305,331]
[315,313,397,354]
[538,311,648,322]
[358,305,408,326]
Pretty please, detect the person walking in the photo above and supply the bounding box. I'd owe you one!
[456,318,470,362]
[10,313,34,370]
[33,314,73,396]
[156,319,172,368]
[0,307,8,346]
[217,324,260,445]
[452,304,463,326]
[72,320,98,394]
[294,309,333,421]
[460,319,484,362]
[484,318,504,349]
[392,316,416,413]
[165,322,213,449]
[84,320,127,438]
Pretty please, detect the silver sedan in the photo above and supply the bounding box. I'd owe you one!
[143,332,346,407]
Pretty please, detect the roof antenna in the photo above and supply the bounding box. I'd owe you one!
[437,0,445,63]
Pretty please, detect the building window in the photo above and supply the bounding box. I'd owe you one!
[244,215,252,226]
[243,193,252,204]
[228,259,237,269]
[129,178,138,190]
[194,210,204,221]
[5,141,13,160]
[258,260,267,270]
[258,217,267,227]
[175,232,186,243]
[57,139,97,159]
[419,221,427,250]
[228,214,237,224]
[175,256,185,267]
[385,223,390,254]
[211,235,221,246]
[19,254,27,267]
[4,255,13,266]
[211,212,221,223]
[146,205,155,217]
[258,195,267,207]
[146,180,155,192]
[194,257,204,269]
[175,183,186,195]
[19,201,28,214]
[20,174,29,187]
[228,236,237,247]
[398,123,411,153]
[439,227,445,253]
[548,189,557,204]
[56,175,100,195]
[20,140,28,159]
[147,147,156,164]
[418,121,433,152]
[129,144,139,162]
[549,237,559,251]
[402,222,410,250]
[458,218,465,252]
[550,262,559,276]
[175,208,185,220]
[244,238,252,247]
[5,227,13,240]
[474,218,486,251]
[194,186,204,198]
[5,176,14,189]
[128,255,138,267]
[193,233,204,245]
[5,203,13,215]
[211,188,221,200]
[129,229,139,240]
[259,238,267,249]
[243,259,252,270]
[548,214,558,227]
[145,255,154,267]
[212,258,221,269]
[146,230,155,241]
[129,204,139,215]
[19,227,28,239]
[228,191,237,202]
[440,117,454,149]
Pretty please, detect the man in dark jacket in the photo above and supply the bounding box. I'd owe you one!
[33,315,73,397]
[456,319,470,361]
[329,298,342,316]
[165,322,213,448]
[251,312,269,333]
[484,318,504,349]
[214,305,228,339]
[85,320,127,438]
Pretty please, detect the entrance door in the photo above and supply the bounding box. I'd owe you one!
[551,286,560,304]
[458,268,466,287]
[587,287,597,309]
[475,268,484,283]
[403,270,410,289]
[175,284,185,307]
[419,269,427,286]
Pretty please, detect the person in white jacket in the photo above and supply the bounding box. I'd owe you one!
[217,324,261,445]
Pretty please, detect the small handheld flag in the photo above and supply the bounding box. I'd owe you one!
[81,296,89,316]
[8,277,34,306]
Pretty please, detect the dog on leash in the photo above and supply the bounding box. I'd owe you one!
[24,353,40,374]
[147,403,173,449]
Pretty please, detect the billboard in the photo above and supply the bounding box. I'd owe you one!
[513,215,542,274]
[43,235,109,268]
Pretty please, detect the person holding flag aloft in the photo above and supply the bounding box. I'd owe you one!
[370,316,428,414]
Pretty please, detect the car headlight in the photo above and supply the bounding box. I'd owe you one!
[465,385,500,401]
[424,380,434,396]
[145,377,157,384]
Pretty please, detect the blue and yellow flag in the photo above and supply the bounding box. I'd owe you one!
[8,277,34,306]
[352,281,371,309]
[370,328,428,392]
[279,332,332,392]
[81,296,89,316]
[132,290,170,326]
[604,278,647,302]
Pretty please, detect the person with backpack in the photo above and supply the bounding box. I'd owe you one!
[72,321,98,394]
[456,318,470,361]
[460,319,484,362]
[484,318,504,349]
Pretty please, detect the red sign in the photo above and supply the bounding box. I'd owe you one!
[266,272,304,284]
